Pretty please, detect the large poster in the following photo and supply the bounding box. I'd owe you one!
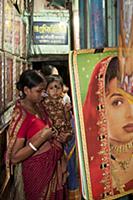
[0,128,7,191]
[4,0,13,53]
[0,0,3,49]
[0,52,4,114]
[15,58,21,98]
[69,48,133,200]
[14,11,21,55]
[20,21,27,58]
[4,54,13,108]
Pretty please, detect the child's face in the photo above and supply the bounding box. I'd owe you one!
[46,80,63,99]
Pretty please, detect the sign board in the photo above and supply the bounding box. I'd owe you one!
[31,10,70,54]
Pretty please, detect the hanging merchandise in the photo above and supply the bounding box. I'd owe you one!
[79,0,86,49]
[20,20,27,58]
[0,52,4,114]
[89,0,105,48]
[4,0,14,53]
[13,9,21,55]
[4,53,14,108]
[106,0,117,47]
[0,0,3,50]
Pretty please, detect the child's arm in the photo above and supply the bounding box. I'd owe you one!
[64,103,72,121]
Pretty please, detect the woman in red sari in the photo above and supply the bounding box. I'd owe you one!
[6,70,69,200]
[83,56,133,200]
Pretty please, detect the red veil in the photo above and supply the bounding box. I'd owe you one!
[83,56,114,200]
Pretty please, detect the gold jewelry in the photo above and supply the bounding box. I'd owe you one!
[118,158,132,170]
[111,153,133,170]
[110,140,133,153]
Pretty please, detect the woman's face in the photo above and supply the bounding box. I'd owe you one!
[46,80,63,99]
[105,77,133,144]
[25,83,45,103]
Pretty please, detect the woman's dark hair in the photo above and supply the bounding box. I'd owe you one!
[40,64,57,76]
[45,74,64,90]
[16,70,46,98]
[105,56,119,88]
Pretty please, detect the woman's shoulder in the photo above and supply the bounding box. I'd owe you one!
[11,101,27,121]
[9,101,41,139]
[8,101,29,138]
[10,100,38,129]
[15,100,37,119]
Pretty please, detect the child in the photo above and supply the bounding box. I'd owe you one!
[42,74,80,199]
[41,74,73,141]
[62,84,71,105]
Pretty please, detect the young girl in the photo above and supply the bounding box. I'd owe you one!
[41,74,73,142]
[41,75,81,199]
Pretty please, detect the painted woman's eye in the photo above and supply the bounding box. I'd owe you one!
[112,99,123,106]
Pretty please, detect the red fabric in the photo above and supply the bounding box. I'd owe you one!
[7,100,68,200]
[23,117,46,139]
[22,146,67,200]
[83,57,113,200]
[6,101,67,200]
[113,180,133,195]
[15,102,47,139]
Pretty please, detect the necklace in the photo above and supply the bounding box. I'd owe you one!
[110,140,133,153]
[111,153,133,170]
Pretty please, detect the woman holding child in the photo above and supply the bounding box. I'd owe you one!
[6,70,71,200]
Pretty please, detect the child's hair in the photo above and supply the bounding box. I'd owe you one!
[40,64,58,76]
[45,74,64,90]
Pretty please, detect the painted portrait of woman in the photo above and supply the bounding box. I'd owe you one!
[105,57,133,193]
[83,56,133,199]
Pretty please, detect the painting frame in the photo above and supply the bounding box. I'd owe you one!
[69,48,133,200]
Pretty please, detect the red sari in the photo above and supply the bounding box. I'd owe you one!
[6,100,68,200]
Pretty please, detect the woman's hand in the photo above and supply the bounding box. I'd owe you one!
[11,127,54,164]
[56,132,72,143]
[40,127,54,140]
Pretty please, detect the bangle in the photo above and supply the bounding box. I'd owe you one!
[29,142,37,151]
